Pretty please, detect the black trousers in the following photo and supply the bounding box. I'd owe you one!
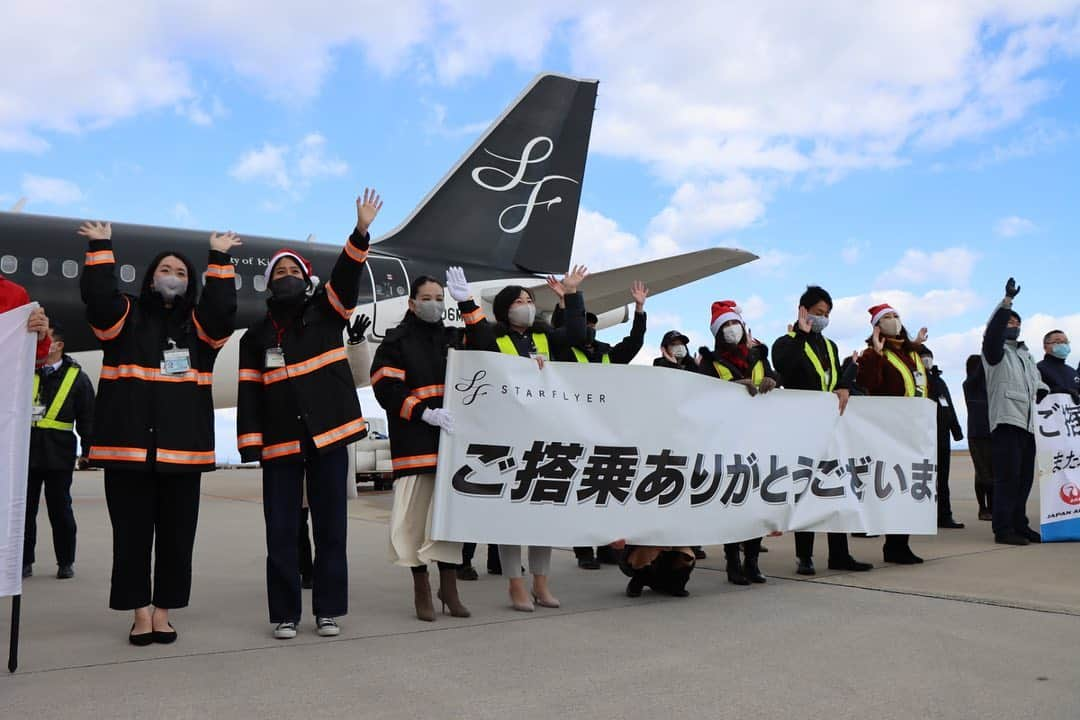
[936,430,954,520]
[263,445,348,624]
[24,468,77,567]
[969,436,994,512]
[794,532,850,561]
[990,425,1035,538]
[104,469,201,610]
[462,543,500,571]
[724,538,762,560]
[883,534,911,554]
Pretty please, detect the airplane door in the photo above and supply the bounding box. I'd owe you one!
[366,255,410,338]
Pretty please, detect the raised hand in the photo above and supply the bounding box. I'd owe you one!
[747,327,762,347]
[27,307,48,340]
[630,280,649,310]
[77,221,111,241]
[915,327,929,344]
[797,306,813,334]
[210,231,242,253]
[871,325,885,354]
[561,264,589,294]
[355,188,383,234]
[446,266,472,302]
[347,313,371,343]
[1005,277,1020,299]
[544,275,566,300]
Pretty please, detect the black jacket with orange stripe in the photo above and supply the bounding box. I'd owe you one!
[370,300,492,479]
[236,228,370,465]
[80,240,237,472]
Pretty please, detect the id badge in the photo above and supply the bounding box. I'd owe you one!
[938,396,950,408]
[265,347,286,369]
[914,371,926,389]
[31,405,46,422]
[162,339,192,376]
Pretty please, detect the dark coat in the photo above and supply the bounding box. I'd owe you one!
[857,340,929,399]
[29,355,95,470]
[927,368,963,441]
[486,291,588,356]
[1037,354,1080,400]
[771,328,850,392]
[553,309,646,364]
[653,355,697,371]
[696,343,779,384]
[962,365,991,439]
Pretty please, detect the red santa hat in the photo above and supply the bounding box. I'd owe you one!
[710,300,743,336]
[265,248,319,287]
[868,303,897,327]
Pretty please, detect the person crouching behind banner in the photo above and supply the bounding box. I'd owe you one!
[771,285,872,576]
[856,303,931,565]
[371,268,494,622]
[478,265,590,611]
[236,189,381,640]
[78,220,240,646]
[697,301,778,585]
[618,542,696,598]
[654,330,697,371]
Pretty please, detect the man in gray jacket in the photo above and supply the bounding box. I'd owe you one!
[981,278,1049,546]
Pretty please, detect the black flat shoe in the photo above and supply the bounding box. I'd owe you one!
[796,558,816,576]
[1021,528,1042,543]
[152,623,178,644]
[692,547,707,560]
[744,558,767,584]
[828,556,873,571]
[937,518,965,529]
[456,564,479,581]
[129,624,154,647]
[882,550,923,565]
[56,565,74,579]
[995,533,1029,546]
[626,577,644,598]
[577,557,601,570]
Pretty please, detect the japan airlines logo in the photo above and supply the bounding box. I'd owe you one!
[471,136,579,233]
[1060,482,1080,506]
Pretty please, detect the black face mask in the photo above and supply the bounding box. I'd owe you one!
[1004,327,1021,342]
[270,275,307,302]
[585,327,597,344]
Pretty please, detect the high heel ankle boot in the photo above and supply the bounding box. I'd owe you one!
[411,567,435,622]
[437,567,471,618]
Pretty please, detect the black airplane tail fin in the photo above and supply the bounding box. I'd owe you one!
[373,73,598,276]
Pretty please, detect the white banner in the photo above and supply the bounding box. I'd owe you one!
[431,349,938,546]
[0,303,37,598]
[1035,393,1080,542]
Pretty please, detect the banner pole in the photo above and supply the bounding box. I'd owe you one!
[8,594,20,673]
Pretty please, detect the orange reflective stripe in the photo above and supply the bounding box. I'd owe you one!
[371,366,406,385]
[205,264,235,279]
[462,307,485,325]
[392,454,439,472]
[262,346,347,385]
[91,297,131,341]
[85,250,115,266]
[325,282,354,321]
[157,449,216,465]
[239,368,263,383]
[344,242,369,264]
[401,395,421,420]
[263,440,301,460]
[100,364,212,385]
[89,446,147,462]
[312,417,366,449]
[412,384,445,400]
[237,432,263,448]
[193,312,229,350]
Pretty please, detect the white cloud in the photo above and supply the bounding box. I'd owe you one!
[570,208,679,272]
[230,133,347,193]
[230,143,290,189]
[841,239,868,265]
[20,174,84,205]
[995,215,1037,237]
[879,247,979,288]
[740,295,768,322]
[747,249,802,278]
[829,288,982,345]
[296,133,349,181]
[423,101,490,137]
[178,96,227,127]
[646,175,766,241]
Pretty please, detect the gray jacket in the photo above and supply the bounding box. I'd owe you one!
[981,299,1048,434]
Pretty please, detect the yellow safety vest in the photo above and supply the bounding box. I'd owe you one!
[787,331,838,391]
[31,366,79,431]
[496,332,550,359]
[712,359,765,385]
[884,349,928,398]
[571,347,610,364]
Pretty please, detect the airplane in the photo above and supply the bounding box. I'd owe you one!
[0,72,758,408]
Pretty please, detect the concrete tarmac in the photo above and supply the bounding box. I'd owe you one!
[3,455,1078,719]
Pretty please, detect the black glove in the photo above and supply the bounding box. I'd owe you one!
[347,313,371,344]
[1005,277,1020,299]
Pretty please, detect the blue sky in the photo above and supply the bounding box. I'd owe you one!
[4,3,1080,458]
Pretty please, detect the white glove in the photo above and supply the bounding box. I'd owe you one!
[421,407,454,434]
[446,266,471,303]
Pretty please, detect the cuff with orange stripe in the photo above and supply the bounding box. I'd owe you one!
[371,366,406,385]
[461,305,486,326]
[237,432,263,449]
[91,296,131,342]
[205,264,236,280]
[325,281,355,321]
[400,395,421,420]
[345,227,371,264]
[193,311,230,349]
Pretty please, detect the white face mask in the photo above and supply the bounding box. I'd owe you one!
[507,304,536,328]
[670,344,688,360]
[878,317,902,338]
[153,274,188,301]
[721,324,744,345]
[414,299,444,324]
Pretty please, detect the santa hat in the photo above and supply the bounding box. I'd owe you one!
[710,300,743,336]
[265,248,319,287]
[868,303,897,327]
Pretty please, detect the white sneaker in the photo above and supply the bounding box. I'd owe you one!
[315,617,340,637]
[273,621,297,639]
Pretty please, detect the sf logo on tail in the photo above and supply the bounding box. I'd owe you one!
[471,136,579,233]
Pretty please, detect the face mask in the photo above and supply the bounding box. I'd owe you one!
[879,318,902,338]
[1004,327,1021,342]
[507,304,535,328]
[270,275,307,302]
[809,314,829,334]
[721,324,744,345]
[670,344,688,360]
[1050,343,1071,359]
[414,299,444,324]
[153,274,188,301]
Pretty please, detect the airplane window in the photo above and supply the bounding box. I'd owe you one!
[32,258,48,276]
[62,260,79,279]
[0,255,15,274]
[234,275,242,290]
[120,264,136,283]
[253,275,266,292]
